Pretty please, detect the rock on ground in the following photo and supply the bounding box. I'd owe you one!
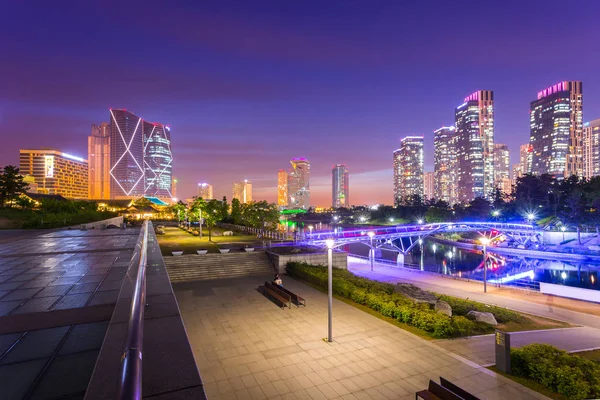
[467,310,498,326]
[395,283,438,304]
[435,300,452,317]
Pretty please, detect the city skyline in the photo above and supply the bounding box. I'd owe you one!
[2,2,600,204]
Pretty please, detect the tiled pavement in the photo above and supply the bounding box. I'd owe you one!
[0,228,140,400]
[174,276,549,400]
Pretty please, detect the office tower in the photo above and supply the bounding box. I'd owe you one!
[393,136,424,205]
[455,90,495,202]
[232,180,252,203]
[494,144,511,194]
[88,122,110,200]
[433,126,458,205]
[529,81,583,178]
[143,121,173,199]
[19,149,88,199]
[288,158,310,208]
[109,109,144,199]
[519,144,530,176]
[332,164,349,208]
[277,170,288,207]
[512,163,521,181]
[423,172,434,201]
[197,183,213,199]
[583,119,600,178]
[172,178,178,200]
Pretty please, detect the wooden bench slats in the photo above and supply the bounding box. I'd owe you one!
[273,283,306,307]
[417,378,477,400]
[261,282,291,309]
[440,377,480,400]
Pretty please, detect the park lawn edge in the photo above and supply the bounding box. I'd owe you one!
[487,366,569,400]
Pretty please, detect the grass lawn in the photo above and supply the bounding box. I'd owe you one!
[575,348,600,363]
[157,226,283,256]
[497,313,571,332]
[488,367,569,400]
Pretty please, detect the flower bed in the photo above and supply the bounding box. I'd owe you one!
[286,261,525,338]
[511,344,600,400]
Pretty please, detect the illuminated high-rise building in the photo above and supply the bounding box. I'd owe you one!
[511,163,521,181]
[455,90,495,202]
[288,158,310,209]
[232,180,252,203]
[494,144,511,194]
[433,126,458,205]
[197,183,213,199]
[277,170,288,207]
[423,172,434,201]
[332,164,349,208]
[583,119,600,178]
[88,122,110,200]
[393,136,424,205]
[143,121,173,199]
[109,109,144,199]
[19,149,88,199]
[519,143,530,177]
[529,81,583,178]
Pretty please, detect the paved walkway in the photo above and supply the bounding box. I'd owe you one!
[174,275,548,400]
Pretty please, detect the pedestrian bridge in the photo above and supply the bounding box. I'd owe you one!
[305,221,542,255]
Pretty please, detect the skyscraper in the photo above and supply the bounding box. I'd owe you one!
[197,183,213,199]
[583,119,600,178]
[423,171,434,201]
[143,121,173,199]
[277,170,288,207]
[455,90,495,202]
[393,136,424,205]
[288,158,310,209]
[88,122,110,200]
[109,109,144,199]
[233,180,252,203]
[519,143,530,177]
[19,149,88,199]
[494,143,511,194]
[529,81,583,178]
[433,126,458,205]
[332,164,349,208]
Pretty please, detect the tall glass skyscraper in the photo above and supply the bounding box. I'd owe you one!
[88,122,110,200]
[109,109,145,199]
[143,121,173,199]
[197,183,213,199]
[233,180,252,203]
[529,81,583,178]
[288,158,310,209]
[583,119,600,178]
[455,90,495,202]
[393,136,424,205]
[332,164,349,208]
[494,143,511,194]
[433,126,458,205]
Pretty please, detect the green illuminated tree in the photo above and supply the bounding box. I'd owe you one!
[0,165,29,208]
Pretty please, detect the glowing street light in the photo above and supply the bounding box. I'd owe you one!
[526,213,536,222]
[359,216,367,223]
[308,225,314,235]
[561,226,566,241]
[333,216,339,221]
[325,239,335,342]
[492,210,500,217]
[368,231,375,271]
[389,217,395,223]
[480,237,490,293]
[417,219,423,224]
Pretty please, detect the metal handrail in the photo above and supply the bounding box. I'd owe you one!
[118,220,150,400]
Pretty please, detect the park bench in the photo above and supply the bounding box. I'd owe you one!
[271,283,306,307]
[260,281,291,309]
[416,377,479,400]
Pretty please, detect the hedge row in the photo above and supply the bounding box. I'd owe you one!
[511,344,600,400]
[286,262,488,338]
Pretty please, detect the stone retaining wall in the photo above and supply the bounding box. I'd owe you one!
[78,216,123,230]
[267,250,347,274]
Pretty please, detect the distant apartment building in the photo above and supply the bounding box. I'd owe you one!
[143,121,173,199]
[393,136,424,205]
[494,143,511,194]
[511,163,521,181]
[88,122,110,200]
[583,119,600,178]
[197,183,213,199]
[423,171,434,201]
[288,158,310,209]
[528,81,583,178]
[277,170,288,207]
[455,90,495,202]
[433,126,458,205]
[332,164,349,208]
[232,180,252,203]
[19,149,88,199]
[518,143,530,177]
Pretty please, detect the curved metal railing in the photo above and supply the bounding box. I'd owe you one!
[118,220,150,400]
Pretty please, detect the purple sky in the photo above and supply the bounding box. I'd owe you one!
[2,1,599,205]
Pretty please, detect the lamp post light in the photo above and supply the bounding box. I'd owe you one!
[417,219,423,224]
[526,213,536,223]
[480,237,490,293]
[325,239,335,342]
[308,225,314,237]
[368,231,375,271]
[561,226,566,242]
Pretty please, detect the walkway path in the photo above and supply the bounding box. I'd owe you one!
[175,275,548,399]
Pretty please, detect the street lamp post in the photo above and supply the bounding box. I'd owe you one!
[480,237,490,293]
[368,231,375,271]
[561,226,566,242]
[308,225,314,237]
[325,239,334,342]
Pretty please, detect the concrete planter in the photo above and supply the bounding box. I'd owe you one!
[172,251,184,256]
[244,247,255,252]
[196,250,208,255]
[219,249,230,254]
[267,250,348,274]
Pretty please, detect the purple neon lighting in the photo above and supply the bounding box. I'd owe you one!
[537,81,568,99]
[463,91,479,102]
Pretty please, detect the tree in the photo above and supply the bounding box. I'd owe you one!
[15,195,35,210]
[466,197,491,220]
[0,166,29,208]
[230,198,242,224]
[220,196,229,220]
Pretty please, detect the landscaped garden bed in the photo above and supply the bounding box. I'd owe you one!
[286,261,567,338]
